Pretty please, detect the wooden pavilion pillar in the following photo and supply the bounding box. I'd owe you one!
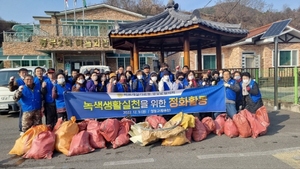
[197,41,202,71]
[216,35,222,70]
[160,47,164,64]
[133,40,139,73]
[130,47,134,68]
[183,32,190,68]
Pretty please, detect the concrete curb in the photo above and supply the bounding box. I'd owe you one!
[263,99,300,113]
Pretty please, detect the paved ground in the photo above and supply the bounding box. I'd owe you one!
[0,107,299,169]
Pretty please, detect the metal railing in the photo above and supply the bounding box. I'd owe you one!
[268,66,300,77]
[3,23,115,42]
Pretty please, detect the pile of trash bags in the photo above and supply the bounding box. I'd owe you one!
[8,106,269,159]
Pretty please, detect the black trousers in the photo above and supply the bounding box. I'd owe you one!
[44,103,57,129]
[57,112,67,121]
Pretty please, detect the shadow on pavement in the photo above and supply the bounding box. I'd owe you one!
[265,110,289,135]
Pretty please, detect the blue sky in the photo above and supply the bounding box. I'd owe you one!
[0,0,299,23]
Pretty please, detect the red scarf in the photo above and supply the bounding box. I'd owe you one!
[190,79,197,87]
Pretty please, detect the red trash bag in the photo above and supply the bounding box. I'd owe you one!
[233,112,252,138]
[255,106,270,130]
[53,117,63,132]
[201,117,216,134]
[192,117,207,142]
[23,131,55,159]
[214,114,226,136]
[145,115,167,129]
[100,119,120,142]
[224,118,239,138]
[68,131,95,156]
[87,120,106,149]
[185,128,193,142]
[112,118,134,149]
[78,120,89,131]
[244,110,267,138]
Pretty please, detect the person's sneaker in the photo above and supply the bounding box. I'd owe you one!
[20,132,24,136]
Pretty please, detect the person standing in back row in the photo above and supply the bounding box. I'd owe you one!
[41,68,57,129]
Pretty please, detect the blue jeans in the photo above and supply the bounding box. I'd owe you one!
[214,103,237,119]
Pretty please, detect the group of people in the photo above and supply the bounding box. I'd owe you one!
[9,63,263,136]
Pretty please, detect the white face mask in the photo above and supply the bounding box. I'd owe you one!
[234,76,241,80]
[85,76,90,80]
[188,76,194,80]
[92,76,98,81]
[243,79,249,83]
[57,78,65,84]
[101,77,106,81]
[219,73,223,77]
[151,76,157,82]
[78,79,85,84]
[164,76,170,81]
[137,75,143,80]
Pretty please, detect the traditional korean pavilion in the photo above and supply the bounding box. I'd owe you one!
[109,1,248,72]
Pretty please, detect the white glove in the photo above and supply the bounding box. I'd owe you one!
[189,81,193,86]
[149,80,153,85]
[202,82,206,86]
[10,76,14,82]
[224,83,230,87]
[212,81,216,86]
[18,85,24,91]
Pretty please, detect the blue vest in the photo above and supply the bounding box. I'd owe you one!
[98,83,107,92]
[177,82,184,90]
[55,83,71,109]
[116,83,130,92]
[16,78,25,86]
[133,79,145,92]
[163,82,170,91]
[34,76,48,91]
[151,83,158,91]
[19,85,42,112]
[73,85,87,92]
[249,80,262,103]
[219,79,236,101]
[183,78,189,88]
[159,72,175,82]
[43,78,55,103]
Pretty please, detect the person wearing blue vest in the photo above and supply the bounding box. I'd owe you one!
[241,72,263,113]
[173,72,185,90]
[98,73,108,92]
[158,63,175,82]
[198,72,212,87]
[146,72,159,92]
[8,68,28,132]
[52,73,71,121]
[184,71,199,89]
[158,70,174,91]
[132,70,145,92]
[116,74,131,92]
[41,68,57,129]
[13,75,42,135]
[142,64,151,84]
[233,71,243,111]
[72,73,87,92]
[33,67,48,90]
[215,70,240,119]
